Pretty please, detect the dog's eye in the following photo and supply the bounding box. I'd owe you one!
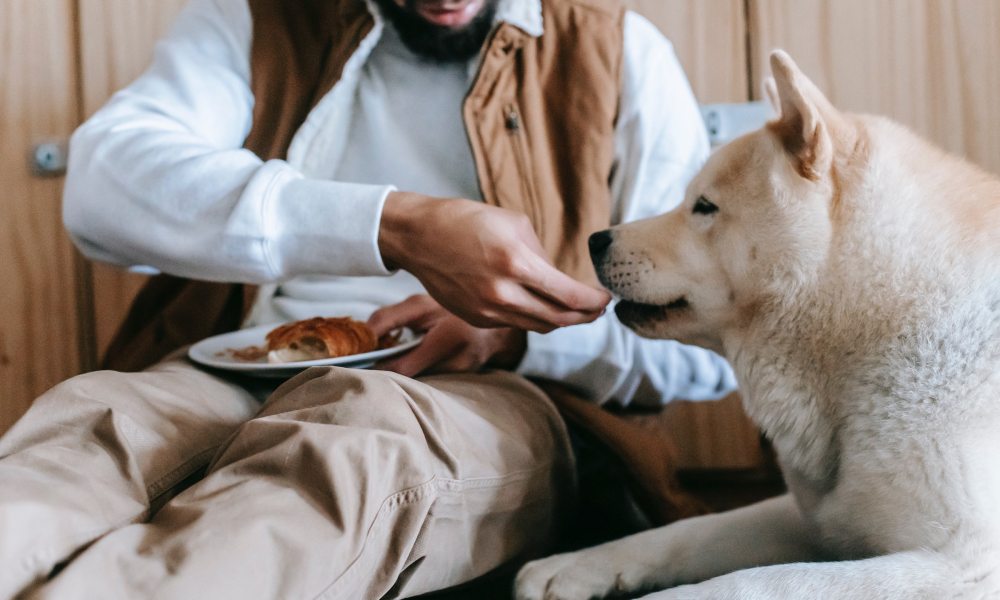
[692,195,719,216]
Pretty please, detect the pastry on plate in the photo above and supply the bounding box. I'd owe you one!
[265,317,378,363]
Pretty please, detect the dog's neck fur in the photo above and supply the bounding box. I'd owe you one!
[725,117,1000,495]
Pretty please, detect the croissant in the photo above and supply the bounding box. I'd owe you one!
[265,317,378,363]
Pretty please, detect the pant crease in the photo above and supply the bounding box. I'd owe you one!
[311,465,558,600]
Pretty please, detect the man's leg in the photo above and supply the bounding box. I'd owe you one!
[32,367,576,600]
[0,359,260,598]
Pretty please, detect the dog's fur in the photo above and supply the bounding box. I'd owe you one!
[515,50,1000,599]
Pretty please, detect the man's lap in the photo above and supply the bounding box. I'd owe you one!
[1,359,575,599]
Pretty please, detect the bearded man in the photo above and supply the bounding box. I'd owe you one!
[0,0,735,598]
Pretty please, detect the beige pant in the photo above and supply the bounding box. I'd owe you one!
[0,360,574,600]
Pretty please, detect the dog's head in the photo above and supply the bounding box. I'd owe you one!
[592,50,855,353]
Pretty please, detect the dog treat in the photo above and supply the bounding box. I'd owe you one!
[265,317,378,363]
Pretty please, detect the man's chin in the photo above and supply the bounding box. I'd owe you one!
[375,0,498,63]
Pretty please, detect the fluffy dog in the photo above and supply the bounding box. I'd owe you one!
[515,50,1000,599]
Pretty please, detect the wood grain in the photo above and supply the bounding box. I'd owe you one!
[626,0,764,470]
[76,0,189,359]
[749,0,1000,175]
[627,394,765,470]
[0,0,82,432]
[628,0,749,104]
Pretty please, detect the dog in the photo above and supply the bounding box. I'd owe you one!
[515,50,1000,599]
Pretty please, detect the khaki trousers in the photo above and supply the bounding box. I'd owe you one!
[0,360,575,600]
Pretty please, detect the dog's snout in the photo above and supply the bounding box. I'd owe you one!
[589,230,613,266]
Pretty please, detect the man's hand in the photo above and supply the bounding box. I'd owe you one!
[368,295,526,378]
[378,192,610,333]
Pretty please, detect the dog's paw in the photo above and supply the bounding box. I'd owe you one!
[514,550,646,600]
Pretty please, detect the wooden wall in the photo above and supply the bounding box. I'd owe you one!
[629,0,750,104]
[0,0,83,433]
[0,0,187,433]
[77,0,189,357]
[749,0,1000,175]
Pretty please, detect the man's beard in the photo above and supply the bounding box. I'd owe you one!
[372,0,499,63]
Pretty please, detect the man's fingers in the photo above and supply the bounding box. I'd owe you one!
[376,328,461,378]
[515,235,611,312]
[376,349,428,378]
[439,289,557,332]
[423,354,476,376]
[440,297,555,333]
[367,295,437,337]
[481,283,604,332]
[522,255,611,314]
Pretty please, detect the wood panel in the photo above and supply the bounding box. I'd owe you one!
[749,0,1000,175]
[77,0,189,361]
[658,394,764,470]
[628,0,749,104]
[627,0,764,470]
[0,0,82,432]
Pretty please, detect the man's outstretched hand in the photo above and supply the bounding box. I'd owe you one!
[368,295,526,378]
[378,192,610,333]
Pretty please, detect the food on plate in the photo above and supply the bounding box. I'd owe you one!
[218,316,405,364]
[265,317,379,363]
[228,344,268,362]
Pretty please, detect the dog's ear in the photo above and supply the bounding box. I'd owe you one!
[767,50,839,181]
[763,77,780,116]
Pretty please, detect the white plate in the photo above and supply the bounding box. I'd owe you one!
[188,323,422,378]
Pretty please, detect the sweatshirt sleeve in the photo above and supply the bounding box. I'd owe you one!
[516,11,737,407]
[63,0,393,283]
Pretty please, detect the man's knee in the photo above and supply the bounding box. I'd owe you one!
[209,367,441,483]
[255,366,439,433]
[1,370,137,453]
[28,363,208,419]
[1,365,253,490]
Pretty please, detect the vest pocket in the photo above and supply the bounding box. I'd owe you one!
[504,103,544,231]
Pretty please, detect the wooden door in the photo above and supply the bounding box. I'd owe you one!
[77,0,190,361]
[627,0,765,470]
[0,0,84,433]
[749,0,1000,175]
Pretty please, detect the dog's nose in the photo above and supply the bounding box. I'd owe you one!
[589,230,613,265]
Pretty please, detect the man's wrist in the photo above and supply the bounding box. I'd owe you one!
[379,191,428,271]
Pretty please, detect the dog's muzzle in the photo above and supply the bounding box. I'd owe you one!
[588,229,613,270]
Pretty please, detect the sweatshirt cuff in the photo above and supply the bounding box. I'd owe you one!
[264,168,394,278]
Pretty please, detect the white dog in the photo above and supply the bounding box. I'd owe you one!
[515,50,1000,599]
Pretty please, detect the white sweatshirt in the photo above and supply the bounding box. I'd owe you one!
[63,0,737,407]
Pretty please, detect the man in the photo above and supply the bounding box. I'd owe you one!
[0,0,735,598]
